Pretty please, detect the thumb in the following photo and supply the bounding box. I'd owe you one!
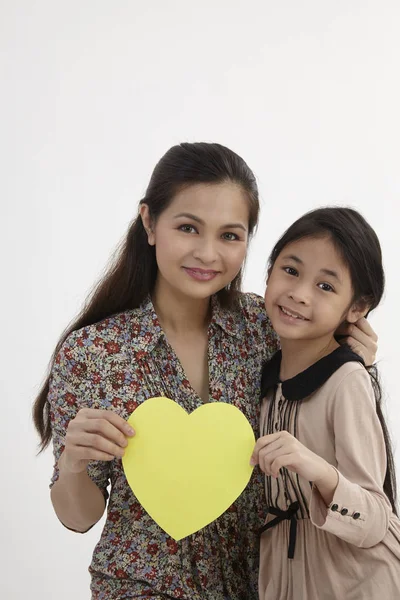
[249,447,258,467]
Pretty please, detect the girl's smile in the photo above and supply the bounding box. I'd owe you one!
[278,305,310,322]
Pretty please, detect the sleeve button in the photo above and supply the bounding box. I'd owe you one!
[331,504,339,512]
[340,508,349,516]
[352,512,361,520]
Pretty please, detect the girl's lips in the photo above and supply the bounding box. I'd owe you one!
[183,267,219,281]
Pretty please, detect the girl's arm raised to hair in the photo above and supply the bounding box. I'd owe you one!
[309,367,392,547]
[48,335,134,533]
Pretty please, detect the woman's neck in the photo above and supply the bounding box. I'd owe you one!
[279,336,340,381]
[152,276,211,335]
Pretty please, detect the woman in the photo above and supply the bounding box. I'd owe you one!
[33,142,377,599]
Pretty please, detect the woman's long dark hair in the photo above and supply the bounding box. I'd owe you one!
[33,142,260,450]
[267,207,397,515]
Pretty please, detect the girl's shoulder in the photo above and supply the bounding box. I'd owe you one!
[326,360,376,410]
[328,359,371,387]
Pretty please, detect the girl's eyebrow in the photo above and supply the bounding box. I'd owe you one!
[173,212,247,232]
[282,253,303,264]
[320,268,341,282]
[282,254,341,282]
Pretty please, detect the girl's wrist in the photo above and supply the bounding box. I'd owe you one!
[313,462,339,506]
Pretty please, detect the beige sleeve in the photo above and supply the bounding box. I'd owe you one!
[309,366,392,547]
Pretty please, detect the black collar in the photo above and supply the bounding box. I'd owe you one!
[261,345,365,401]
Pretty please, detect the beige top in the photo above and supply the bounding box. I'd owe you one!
[259,347,400,600]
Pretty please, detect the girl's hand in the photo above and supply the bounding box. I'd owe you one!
[336,317,378,366]
[60,408,135,474]
[250,431,331,482]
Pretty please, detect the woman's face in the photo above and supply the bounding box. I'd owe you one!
[141,182,250,301]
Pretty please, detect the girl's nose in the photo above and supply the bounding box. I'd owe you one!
[288,287,310,305]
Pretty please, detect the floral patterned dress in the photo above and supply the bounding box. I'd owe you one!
[49,293,278,600]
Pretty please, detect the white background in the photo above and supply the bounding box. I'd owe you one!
[2,1,400,598]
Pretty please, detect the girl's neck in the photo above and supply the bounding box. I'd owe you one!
[279,336,340,381]
[152,276,211,335]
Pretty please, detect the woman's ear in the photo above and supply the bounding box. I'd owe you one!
[140,204,156,246]
[345,299,370,324]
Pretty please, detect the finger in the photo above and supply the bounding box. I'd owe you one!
[336,319,377,345]
[340,337,369,364]
[340,321,378,361]
[74,432,127,458]
[258,438,285,461]
[73,446,117,462]
[250,433,281,465]
[259,446,286,475]
[258,436,285,457]
[78,408,135,436]
[353,317,378,341]
[338,333,375,362]
[84,418,130,449]
[343,323,374,347]
[270,453,296,477]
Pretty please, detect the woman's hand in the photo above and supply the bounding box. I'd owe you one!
[60,408,135,474]
[337,317,378,366]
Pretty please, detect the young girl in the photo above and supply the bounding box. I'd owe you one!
[252,207,400,600]
[33,144,377,600]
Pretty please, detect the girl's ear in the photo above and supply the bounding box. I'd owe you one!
[345,299,370,324]
[140,204,156,246]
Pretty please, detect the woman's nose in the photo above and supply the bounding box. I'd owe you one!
[192,239,218,264]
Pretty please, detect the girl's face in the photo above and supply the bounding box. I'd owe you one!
[264,236,366,343]
[142,182,250,301]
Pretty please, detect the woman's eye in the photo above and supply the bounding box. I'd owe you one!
[319,282,334,292]
[179,225,197,234]
[222,232,239,241]
[283,266,298,276]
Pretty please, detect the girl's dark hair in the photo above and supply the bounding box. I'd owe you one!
[33,142,259,450]
[267,206,397,515]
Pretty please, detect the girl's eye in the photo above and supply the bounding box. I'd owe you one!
[179,224,197,234]
[283,266,298,276]
[318,282,334,293]
[222,232,239,241]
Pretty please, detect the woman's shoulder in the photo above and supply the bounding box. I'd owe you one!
[238,291,264,312]
[237,292,270,326]
[236,292,279,355]
[56,308,147,366]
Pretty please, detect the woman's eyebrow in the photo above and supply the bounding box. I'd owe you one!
[173,212,247,231]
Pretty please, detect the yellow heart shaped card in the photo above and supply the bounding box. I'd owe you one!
[122,397,255,540]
